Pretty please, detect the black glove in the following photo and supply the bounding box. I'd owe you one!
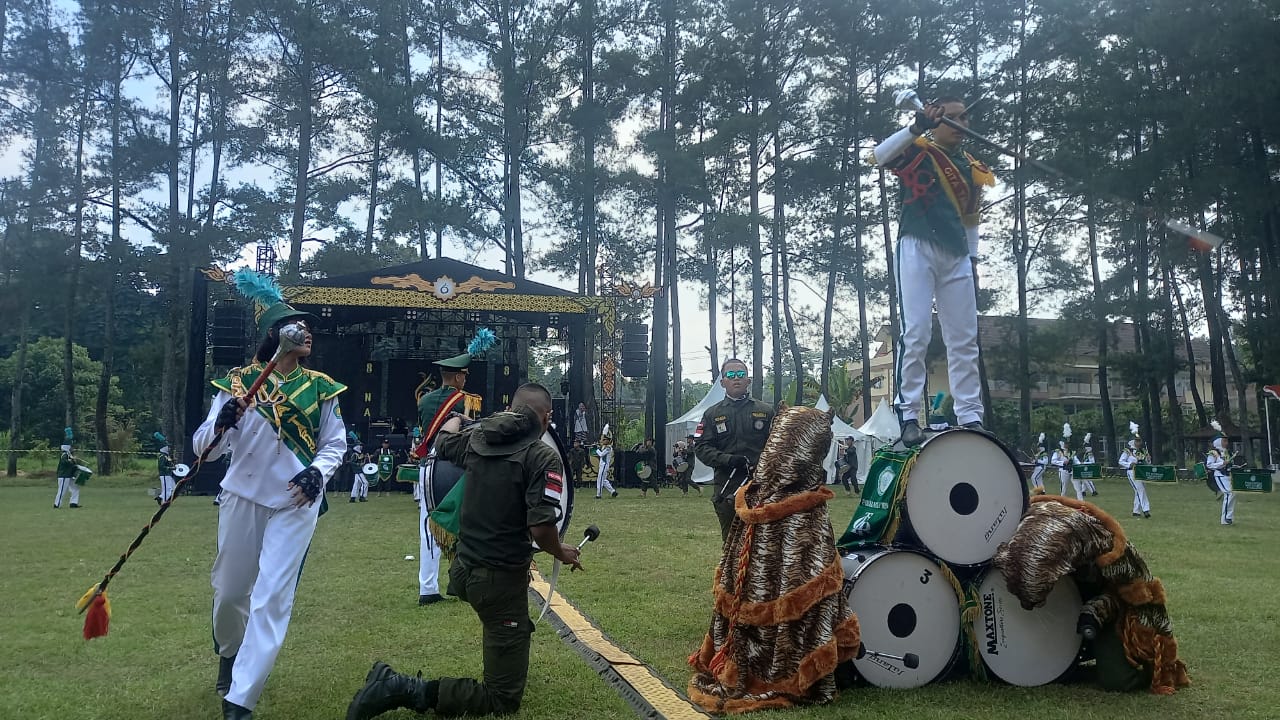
[288,466,324,503]
[911,110,941,135]
[215,398,245,432]
[731,455,751,472]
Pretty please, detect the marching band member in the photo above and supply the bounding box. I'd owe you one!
[157,441,176,505]
[1052,423,1079,499]
[595,432,616,499]
[871,96,994,446]
[196,273,347,720]
[414,351,477,606]
[53,427,82,509]
[1029,433,1048,494]
[1075,433,1099,497]
[1206,425,1234,525]
[1118,422,1150,518]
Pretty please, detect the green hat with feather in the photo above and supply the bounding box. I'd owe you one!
[233,269,317,339]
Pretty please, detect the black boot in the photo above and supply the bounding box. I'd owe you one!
[216,654,236,696]
[222,699,252,720]
[346,661,437,720]
[900,420,923,448]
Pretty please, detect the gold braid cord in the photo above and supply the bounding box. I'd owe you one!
[993,496,1191,694]
[688,407,860,714]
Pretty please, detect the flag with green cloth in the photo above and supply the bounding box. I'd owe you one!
[427,475,466,557]
[837,446,916,551]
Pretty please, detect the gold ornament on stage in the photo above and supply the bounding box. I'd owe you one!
[370,273,515,299]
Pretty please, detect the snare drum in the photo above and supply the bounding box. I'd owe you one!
[395,464,420,484]
[421,455,465,511]
[841,546,961,688]
[74,465,93,486]
[900,429,1028,567]
[971,570,1082,686]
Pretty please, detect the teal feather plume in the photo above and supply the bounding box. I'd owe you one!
[468,327,497,356]
[64,426,74,441]
[233,269,284,305]
[152,431,167,444]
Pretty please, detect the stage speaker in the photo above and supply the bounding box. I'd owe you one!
[620,322,648,378]
[211,302,247,366]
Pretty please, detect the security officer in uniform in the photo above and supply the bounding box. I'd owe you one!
[346,383,582,720]
[694,358,775,541]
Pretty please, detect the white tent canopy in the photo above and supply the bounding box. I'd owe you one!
[852,399,900,486]
[816,396,867,484]
[665,382,725,484]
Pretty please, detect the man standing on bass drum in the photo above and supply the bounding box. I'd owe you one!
[871,96,995,447]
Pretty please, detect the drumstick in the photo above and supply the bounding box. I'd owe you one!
[77,324,307,633]
[858,645,920,670]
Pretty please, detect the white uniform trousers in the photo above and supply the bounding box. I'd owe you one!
[54,477,80,507]
[350,475,368,499]
[212,492,320,710]
[1029,464,1045,490]
[1127,471,1150,513]
[893,235,983,425]
[1058,468,1080,499]
[1213,473,1235,524]
[417,472,440,596]
[1081,478,1097,494]
[596,456,615,497]
[159,474,176,503]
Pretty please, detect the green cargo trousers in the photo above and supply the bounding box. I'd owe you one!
[712,488,736,541]
[435,560,534,716]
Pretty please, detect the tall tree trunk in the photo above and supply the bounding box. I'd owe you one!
[703,190,719,378]
[577,0,596,294]
[872,69,899,344]
[400,0,428,259]
[287,2,315,278]
[434,12,445,259]
[163,0,186,462]
[6,305,30,477]
[1171,263,1208,427]
[748,94,764,399]
[1086,203,1118,461]
[365,132,382,253]
[1160,258,1185,465]
[65,84,90,431]
[1013,0,1031,449]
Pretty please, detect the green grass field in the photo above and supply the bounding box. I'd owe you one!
[2,472,1277,719]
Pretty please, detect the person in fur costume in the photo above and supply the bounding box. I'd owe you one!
[992,495,1190,695]
[688,406,861,714]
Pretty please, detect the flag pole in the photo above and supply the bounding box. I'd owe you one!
[1266,397,1273,470]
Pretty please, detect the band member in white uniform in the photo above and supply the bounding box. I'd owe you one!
[1205,435,1234,526]
[1118,423,1151,518]
[871,97,995,446]
[1052,423,1078,499]
[1075,433,1098,497]
[1029,433,1047,494]
[595,435,616,499]
[196,275,347,720]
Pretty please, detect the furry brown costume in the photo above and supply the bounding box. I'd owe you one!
[992,495,1191,695]
[688,406,861,714]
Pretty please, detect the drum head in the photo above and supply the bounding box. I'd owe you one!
[362,462,379,476]
[841,547,961,689]
[903,429,1028,566]
[172,463,191,478]
[973,571,1082,686]
[676,462,690,473]
[636,462,653,479]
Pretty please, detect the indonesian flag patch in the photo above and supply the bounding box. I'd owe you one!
[544,471,564,503]
[693,422,704,439]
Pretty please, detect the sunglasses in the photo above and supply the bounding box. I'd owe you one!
[724,370,747,379]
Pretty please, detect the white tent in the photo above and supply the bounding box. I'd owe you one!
[853,399,901,486]
[816,396,867,484]
[665,382,725,484]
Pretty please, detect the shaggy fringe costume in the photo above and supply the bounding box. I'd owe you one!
[992,495,1191,695]
[689,407,861,714]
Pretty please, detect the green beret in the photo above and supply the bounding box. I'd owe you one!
[434,353,472,370]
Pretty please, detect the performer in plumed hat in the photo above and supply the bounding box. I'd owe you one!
[413,329,494,606]
[154,432,175,505]
[1052,423,1078,499]
[1205,421,1234,525]
[1029,432,1048,495]
[1118,422,1150,518]
[54,427,83,509]
[196,269,348,720]
[1075,433,1099,497]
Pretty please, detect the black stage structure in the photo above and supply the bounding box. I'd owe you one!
[183,258,618,493]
